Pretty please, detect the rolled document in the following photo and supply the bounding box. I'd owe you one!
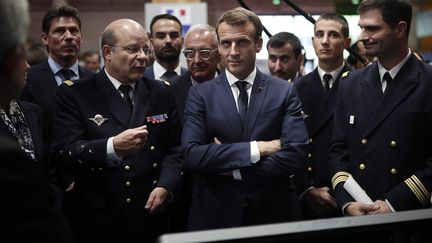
[343,175,373,204]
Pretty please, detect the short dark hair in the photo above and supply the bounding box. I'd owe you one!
[215,7,263,40]
[315,12,350,38]
[42,4,81,34]
[150,14,182,36]
[83,50,100,62]
[358,0,412,35]
[267,32,303,58]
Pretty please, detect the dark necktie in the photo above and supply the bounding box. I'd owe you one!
[383,72,393,85]
[161,70,177,82]
[118,84,133,111]
[60,69,74,82]
[235,81,248,125]
[323,73,332,91]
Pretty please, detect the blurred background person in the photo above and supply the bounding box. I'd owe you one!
[144,14,187,83]
[82,50,101,73]
[267,31,304,82]
[0,0,74,241]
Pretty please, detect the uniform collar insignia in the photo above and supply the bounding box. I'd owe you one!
[89,114,109,126]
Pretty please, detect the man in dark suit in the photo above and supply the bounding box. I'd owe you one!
[51,19,183,243]
[169,24,220,232]
[182,7,308,231]
[0,0,74,241]
[172,24,220,126]
[293,13,352,219]
[267,32,304,83]
[20,4,92,129]
[144,14,187,83]
[329,0,432,216]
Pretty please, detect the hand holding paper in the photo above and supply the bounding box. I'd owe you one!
[343,175,373,204]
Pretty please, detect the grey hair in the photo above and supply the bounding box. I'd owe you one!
[184,24,218,47]
[0,0,29,63]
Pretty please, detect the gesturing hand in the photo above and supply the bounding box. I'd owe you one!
[113,125,148,156]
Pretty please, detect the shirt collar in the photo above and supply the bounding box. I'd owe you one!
[378,49,411,82]
[317,63,345,82]
[153,60,181,80]
[104,68,136,90]
[48,57,79,78]
[225,67,257,87]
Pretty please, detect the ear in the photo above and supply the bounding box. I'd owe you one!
[396,21,408,38]
[102,45,112,62]
[41,32,48,46]
[345,37,352,49]
[255,37,263,53]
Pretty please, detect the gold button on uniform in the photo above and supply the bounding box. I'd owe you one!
[309,138,313,143]
[126,198,131,203]
[308,153,312,159]
[359,163,366,170]
[391,168,397,175]
[124,165,130,171]
[153,180,158,185]
[125,181,131,187]
[150,146,155,151]
[361,139,367,144]
[152,163,158,168]
[390,141,397,147]
[307,166,312,172]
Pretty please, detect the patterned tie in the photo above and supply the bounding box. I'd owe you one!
[323,73,332,91]
[60,69,74,82]
[118,84,133,111]
[235,81,248,125]
[161,70,177,82]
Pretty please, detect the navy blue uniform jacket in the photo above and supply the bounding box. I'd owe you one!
[51,70,183,241]
[329,55,432,211]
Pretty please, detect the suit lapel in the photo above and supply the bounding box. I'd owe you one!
[129,79,151,128]
[244,71,268,139]
[360,63,383,115]
[362,55,420,137]
[215,73,243,139]
[41,61,60,97]
[95,72,131,128]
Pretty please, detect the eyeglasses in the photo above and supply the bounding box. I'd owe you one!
[110,45,152,56]
[183,49,218,60]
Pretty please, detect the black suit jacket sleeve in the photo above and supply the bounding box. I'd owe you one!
[0,137,74,243]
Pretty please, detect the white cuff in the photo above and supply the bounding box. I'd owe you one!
[107,137,122,161]
[232,169,243,180]
[250,141,260,164]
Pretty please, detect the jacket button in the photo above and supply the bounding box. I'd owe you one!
[359,163,366,170]
[390,141,397,147]
[153,180,158,185]
[308,153,312,159]
[309,138,313,143]
[126,198,131,203]
[361,138,367,145]
[391,168,397,175]
[124,165,130,171]
[125,181,131,187]
[153,163,158,168]
[150,146,155,151]
[307,166,312,172]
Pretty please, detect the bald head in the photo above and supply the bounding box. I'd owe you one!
[101,19,147,53]
[101,19,151,84]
